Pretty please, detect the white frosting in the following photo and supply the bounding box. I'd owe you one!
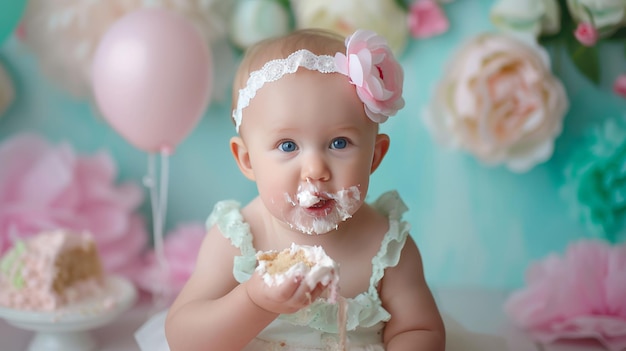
[284,185,361,235]
[256,243,340,302]
[297,190,320,207]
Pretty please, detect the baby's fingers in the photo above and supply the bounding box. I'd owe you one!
[293,280,327,306]
[308,282,328,301]
[246,272,301,312]
[275,275,304,301]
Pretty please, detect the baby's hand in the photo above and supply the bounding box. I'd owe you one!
[245,271,327,315]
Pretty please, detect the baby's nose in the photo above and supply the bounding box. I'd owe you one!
[301,152,330,182]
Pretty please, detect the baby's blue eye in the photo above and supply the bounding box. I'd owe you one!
[279,141,297,152]
[330,138,348,149]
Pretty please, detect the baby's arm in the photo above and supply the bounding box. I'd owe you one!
[381,236,446,351]
[164,225,324,351]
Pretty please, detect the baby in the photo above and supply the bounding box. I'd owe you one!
[163,29,445,350]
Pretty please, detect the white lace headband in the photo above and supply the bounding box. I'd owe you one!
[232,50,337,132]
[232,30,405,133]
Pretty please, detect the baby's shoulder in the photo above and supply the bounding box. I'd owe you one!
[358,203,391,231]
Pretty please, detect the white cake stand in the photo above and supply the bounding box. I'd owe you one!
[0,275,137,351]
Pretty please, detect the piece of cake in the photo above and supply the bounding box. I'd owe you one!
[0,229,105,311]
[256,243,340,302]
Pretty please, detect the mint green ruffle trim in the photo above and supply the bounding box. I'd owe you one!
[206,200,256,283]
[368,191,410,297]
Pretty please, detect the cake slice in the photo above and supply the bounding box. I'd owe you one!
[0,229,105,311]
[256,243,340,302]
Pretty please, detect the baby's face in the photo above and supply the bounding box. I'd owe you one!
[240,70,382,234]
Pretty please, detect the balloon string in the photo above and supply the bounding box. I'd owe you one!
[157,150,170,275]
[145,152,170,311]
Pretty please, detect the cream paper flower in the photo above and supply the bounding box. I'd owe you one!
[0,63,14,117]
[229,0,291,49]
[423,33,569,173]
[490,0,561,37]
[22,0,232,97]
[290,0,408,55]
[567,0,626,36]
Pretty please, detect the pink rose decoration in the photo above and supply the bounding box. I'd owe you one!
[334,29,405,123]
[574,22,599,47]
[0,134,148,278]
[614,74,626,98]
[504,240,626,351]
[134,223,205,302]
[408,0,450,39]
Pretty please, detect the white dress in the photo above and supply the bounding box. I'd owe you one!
[135,191,509,350]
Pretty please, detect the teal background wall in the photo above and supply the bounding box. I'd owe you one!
[1,1,624,289]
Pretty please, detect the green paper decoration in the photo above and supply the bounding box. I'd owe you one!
[562,118,626,243]
[0,0,28,45]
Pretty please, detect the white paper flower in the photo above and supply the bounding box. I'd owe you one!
[490,0,561,37]
[22,0,233,97]
[423,33,569,173]
[229,0,291,49]
[0,64,14,117]
[567,0,626,36]
[289,0,408,55]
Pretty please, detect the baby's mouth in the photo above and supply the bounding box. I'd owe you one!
[308,199,327,208]
[303,198,334,216]
[294,187,334,216]
[297,188,321,207]
[283,185,360,235]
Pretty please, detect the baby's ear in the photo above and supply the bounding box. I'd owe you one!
[230,136,256,181]
[370,133,390,174]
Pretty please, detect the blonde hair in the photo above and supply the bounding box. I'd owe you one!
[231,29,346,114]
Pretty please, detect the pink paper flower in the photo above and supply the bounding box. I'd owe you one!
[134,223,205,302]
[504,240,626,351]
[334,29,405,123]
[0,134,148,278]
[408,0,450,39]
[574,22,599,47]
[614,74,626,98]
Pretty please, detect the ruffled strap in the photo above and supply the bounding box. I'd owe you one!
[368,191,410,298]
[206,200,257,283]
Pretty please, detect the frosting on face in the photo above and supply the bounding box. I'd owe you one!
[283,183,361,235]
[297,188,321,208]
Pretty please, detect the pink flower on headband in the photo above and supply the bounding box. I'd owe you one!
[335,30,405,123]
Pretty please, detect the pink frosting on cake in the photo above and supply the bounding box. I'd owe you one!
[0,230,103,311]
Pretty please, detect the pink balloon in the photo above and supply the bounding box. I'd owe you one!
[91,8,212,153]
